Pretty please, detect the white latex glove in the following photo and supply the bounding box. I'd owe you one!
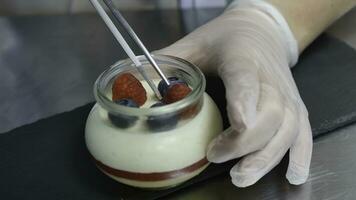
[155,0,312,187]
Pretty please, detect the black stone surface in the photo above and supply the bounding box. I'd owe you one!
[1,34,356,200]
[293,35,356,137]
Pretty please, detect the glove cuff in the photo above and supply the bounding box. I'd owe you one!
[227,0,299,67]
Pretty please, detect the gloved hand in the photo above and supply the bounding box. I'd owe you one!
[155,0,312,187]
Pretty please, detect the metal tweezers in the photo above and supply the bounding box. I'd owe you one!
[90,0,170,99]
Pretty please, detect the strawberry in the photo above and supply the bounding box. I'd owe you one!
[112,73,147,106]
[163,83,192,104]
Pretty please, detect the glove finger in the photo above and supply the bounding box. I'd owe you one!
[229,106,299,187]
[207,84,284,163]
[286,105,313,185]
[219,57,261,131]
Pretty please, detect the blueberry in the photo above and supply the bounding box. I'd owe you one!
[108,99,138,128]
[147,102,178,132]
[158,77,187,97]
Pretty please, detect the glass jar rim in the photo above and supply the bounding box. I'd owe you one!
[94,55,206,116]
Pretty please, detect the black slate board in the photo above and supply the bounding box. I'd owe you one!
[293,35,356,137]
[1,35,356,200]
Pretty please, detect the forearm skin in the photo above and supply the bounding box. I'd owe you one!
[266,0,356,53]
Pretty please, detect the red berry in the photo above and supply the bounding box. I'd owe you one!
[163,84,192,104]
[112,73,147,106]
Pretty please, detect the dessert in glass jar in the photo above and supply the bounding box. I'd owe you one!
[85,55,223,189]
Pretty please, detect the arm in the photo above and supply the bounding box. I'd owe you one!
[155,0,356,187]
[266,0,356,52]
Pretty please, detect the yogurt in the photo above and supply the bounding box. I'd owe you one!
[85,55,223,188]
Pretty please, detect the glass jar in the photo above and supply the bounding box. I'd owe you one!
[85,55,223,189]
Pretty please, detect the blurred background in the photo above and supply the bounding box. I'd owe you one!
[0,0,232,15]
[0,0,231,45]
